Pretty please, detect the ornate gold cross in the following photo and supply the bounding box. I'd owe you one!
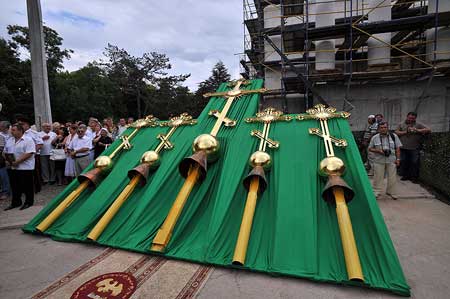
[297,104,349,157]
[203,79,267,136]
[150,79,266,253]
[232,108,291,266]
[297,104,364,282]
[246,107,292,152]
[87,113,197,241]
[155,113,197,153]
[109,115,158,159]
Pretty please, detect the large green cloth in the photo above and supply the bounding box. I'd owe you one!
[24,79,410,296]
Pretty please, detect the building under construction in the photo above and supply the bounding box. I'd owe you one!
[241,0,450,131]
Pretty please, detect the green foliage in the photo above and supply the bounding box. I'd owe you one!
[1,25,233,123]
[0,38,33,120]
[193,61,231,116]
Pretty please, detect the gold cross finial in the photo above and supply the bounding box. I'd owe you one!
[203,79,267,99]
[297,104,349,157]
[159,113,197,128]
[246,107,292,124]
[155,113,197,153]
[202,79,267,137]
[130,115,159,128]
[297,104,350,121]
[246,108,292,152]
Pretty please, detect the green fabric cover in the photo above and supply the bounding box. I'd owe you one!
[23,79,410,296]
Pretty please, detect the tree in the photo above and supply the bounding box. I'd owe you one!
[193,61,231,115]
[101,44,190,118]
[51,63,116,122]
[0,38,33,120]
[7,25,73,75]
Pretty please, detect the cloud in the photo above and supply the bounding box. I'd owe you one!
[0,0,244,91]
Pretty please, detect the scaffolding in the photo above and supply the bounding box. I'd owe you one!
[241,0,450,112]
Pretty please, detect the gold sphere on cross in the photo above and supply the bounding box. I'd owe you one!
[249,151,272,170]
[319,156,346,177]
[94,156,113,172]
[141,150,160,169]
[192,134,220,162]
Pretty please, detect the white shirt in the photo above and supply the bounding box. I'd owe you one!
[5,136,36,170]
[86,128,95,140]
[68,134,92,157]
[24,128,43,154]
[117,125,127,136]
[38,131,56,156]
[0,131,11,144]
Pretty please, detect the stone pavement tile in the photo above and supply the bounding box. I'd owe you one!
[0,205,43,229]
[0,230,104,299]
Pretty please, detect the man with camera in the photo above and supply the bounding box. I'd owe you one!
[368,121,402,199]
[395,112,431,182]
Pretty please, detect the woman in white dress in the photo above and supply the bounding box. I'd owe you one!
[64,124,77,183]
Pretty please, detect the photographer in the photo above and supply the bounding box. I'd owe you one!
[368,121,402,200]
[395,112,431,182]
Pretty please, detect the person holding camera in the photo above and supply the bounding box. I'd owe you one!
[395,112,431,182]
[368,121,402,199]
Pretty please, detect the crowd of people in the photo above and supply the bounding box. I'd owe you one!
[361,112,431,200]
[0,116,135,210]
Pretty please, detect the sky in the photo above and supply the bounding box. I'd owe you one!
[0,0,244,91]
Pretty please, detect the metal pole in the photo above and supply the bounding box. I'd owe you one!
[433,0,439,62]
[305,0,311,109]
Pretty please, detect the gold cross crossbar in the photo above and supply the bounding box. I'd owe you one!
[157,134,173,150]
[108,115,159,159]
[120,135,132,150]
[154,113,197,154]
[309,128,348,147]
[297,104,349,157]
[208,110,236,127]
[250,130,279,150]
[245,107,292,152]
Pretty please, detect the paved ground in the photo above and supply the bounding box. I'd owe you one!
[0,179,449,298]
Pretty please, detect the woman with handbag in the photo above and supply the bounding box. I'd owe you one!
[51,129,67,186]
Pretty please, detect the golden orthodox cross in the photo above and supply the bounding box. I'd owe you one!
[203,79,267,136]
[246,107,292,151]
[297,104,349,157]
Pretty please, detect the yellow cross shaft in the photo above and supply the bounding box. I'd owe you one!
[151,80,266,252]
[108,130,138,159]
[209,80,243,136]
[36,180,90,232]
[87,175,141,241]
[232,176,259,265]
[87,114,196,241]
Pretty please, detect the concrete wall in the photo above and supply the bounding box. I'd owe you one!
[313,77,450,132]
